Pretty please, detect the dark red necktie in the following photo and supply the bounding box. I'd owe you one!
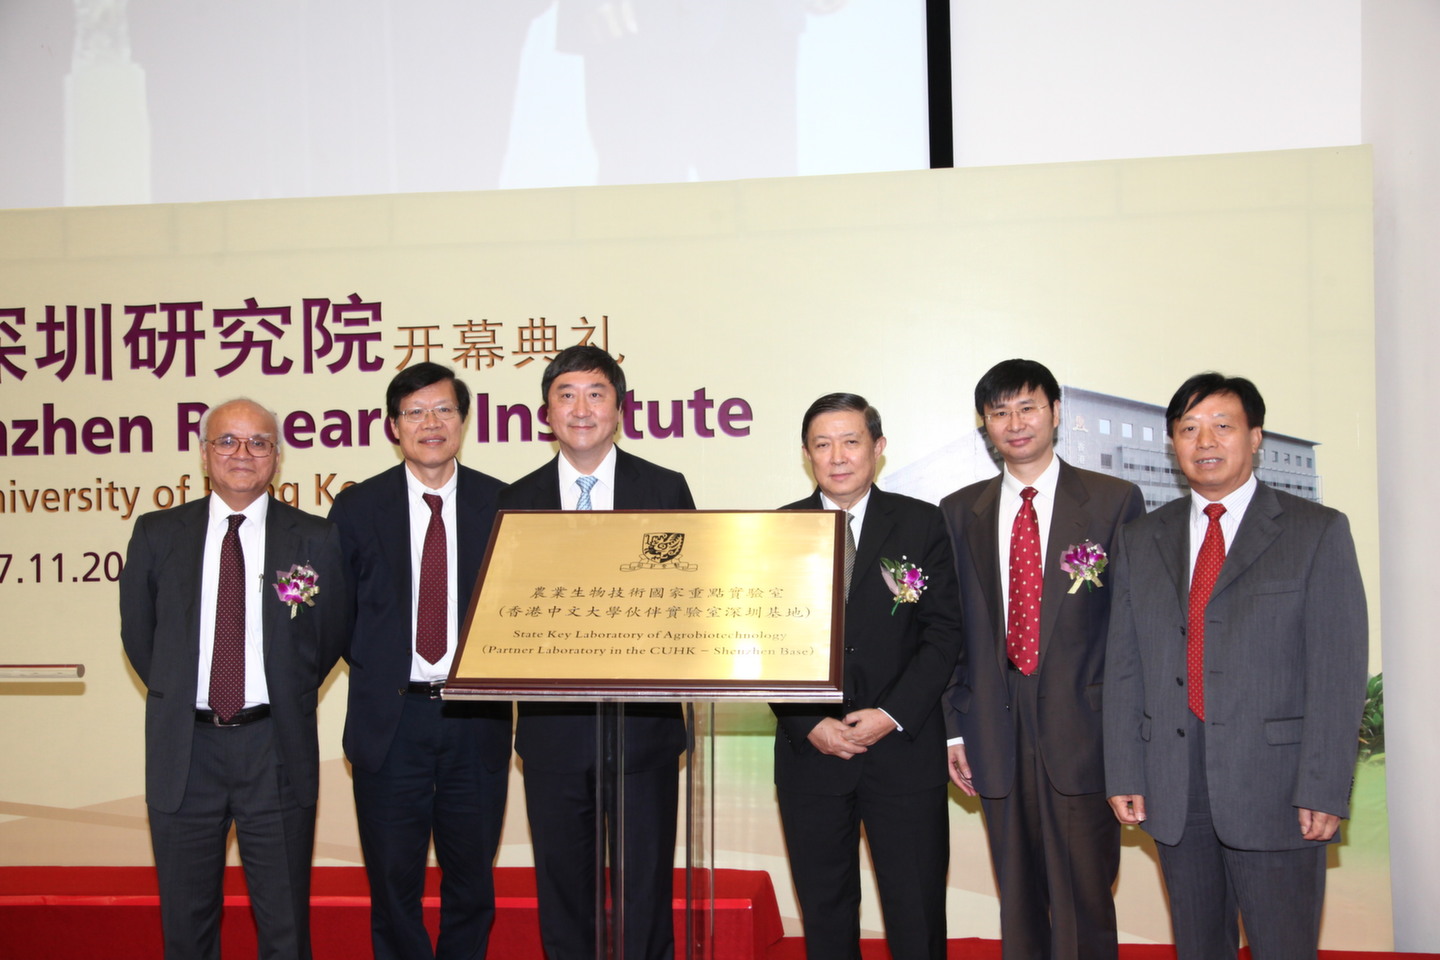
[1006,487,1042,675]
[209,514,246,722]
[416,493,447,664]
[1187,503,1227,719]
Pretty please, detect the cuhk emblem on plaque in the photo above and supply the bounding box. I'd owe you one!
[622,532,697,571]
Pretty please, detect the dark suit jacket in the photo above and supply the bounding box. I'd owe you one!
[1103,482,1368,849]
[328,462,511,774]
[772,486,963,796]
[119,495,350,813]
[942,460,1144,798]
[497,447,693,772]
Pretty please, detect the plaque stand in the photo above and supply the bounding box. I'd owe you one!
[584,702,717,960]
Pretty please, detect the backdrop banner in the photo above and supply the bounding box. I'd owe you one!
[0,147,1386,947]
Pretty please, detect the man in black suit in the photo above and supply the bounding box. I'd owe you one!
[498,344,693,960]
[942,360,1144,960]
[773,393,962,960]
[120,398,350,960]
[1105,374,1367,959]
[328,363,510,960]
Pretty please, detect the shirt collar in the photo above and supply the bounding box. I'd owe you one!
[1002,452,1060,501]
[820,486,873,530]
[404,460,459,502]
[558,444,618,493]
[1189,473,1258,522]
[208,491,269,527]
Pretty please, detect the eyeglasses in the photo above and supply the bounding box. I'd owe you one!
[983,403,1051,425]
[206,435,276,457]
[398,405,459,423]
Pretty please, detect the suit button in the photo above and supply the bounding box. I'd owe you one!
[1177,728,1186,737]
[845,646,856,654]
[1176,677,1184,686]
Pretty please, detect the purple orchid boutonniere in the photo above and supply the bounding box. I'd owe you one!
[273,563,320,619]
[1060,540,1108,594]
[879,556,928,616]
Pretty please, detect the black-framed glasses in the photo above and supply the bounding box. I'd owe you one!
[206,435,276,457]
[398,405,459,423]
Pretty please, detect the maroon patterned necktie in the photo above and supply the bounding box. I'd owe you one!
[416,493,447,664]
[1006,487,1042,675]
[209,514,246,722]
[1187,503,1227,719]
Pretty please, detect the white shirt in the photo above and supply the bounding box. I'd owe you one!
[819,488,870,552]
[406,465,460,683]
[1187,474,1258,582]
[558,445,618,510]
[197,494,270,709]
[996,454,1061,625]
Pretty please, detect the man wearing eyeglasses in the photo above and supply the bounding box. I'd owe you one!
[328,363,510,960]
[120,398,351,960]
[941,359,1144,960]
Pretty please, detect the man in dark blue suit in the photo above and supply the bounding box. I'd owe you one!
[499,345,692,960]
[329,363,510,960]
[121,398,351,960]
[774,393,963,960]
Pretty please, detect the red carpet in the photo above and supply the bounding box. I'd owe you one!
[0,866,779,958]
[0,866,1432,959]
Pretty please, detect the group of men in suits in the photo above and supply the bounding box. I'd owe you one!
[119,352,1367,960]
[120,345,691,960]
[771,361,1366,960]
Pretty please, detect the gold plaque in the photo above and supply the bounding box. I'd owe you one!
[447,510,845,701]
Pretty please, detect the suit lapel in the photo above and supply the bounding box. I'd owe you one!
[178,499,212,696]
[966,476,1007,672]
[377,466,413,612]
[456,467,481,588]
[1151,499,1192,615]
[1211,483,1282,599]
[852,488,895,605]
[1038,462,1090,670]
[526,456,564,509]
[262,499,301,660]
[613,448,645,509]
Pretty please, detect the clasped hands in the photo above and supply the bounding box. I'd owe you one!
[807,709,896,760]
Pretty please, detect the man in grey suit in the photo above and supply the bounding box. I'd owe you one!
[942,360,1144,960]
[120,398,350,960]
[1104,373,1368,959]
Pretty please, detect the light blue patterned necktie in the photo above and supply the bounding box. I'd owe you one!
[576,475,597,510]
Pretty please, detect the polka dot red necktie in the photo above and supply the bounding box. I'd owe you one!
[1007,487,1042,675]
[209,514,246,722]
[1187,502,1227,720]
[416,493,447,665]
